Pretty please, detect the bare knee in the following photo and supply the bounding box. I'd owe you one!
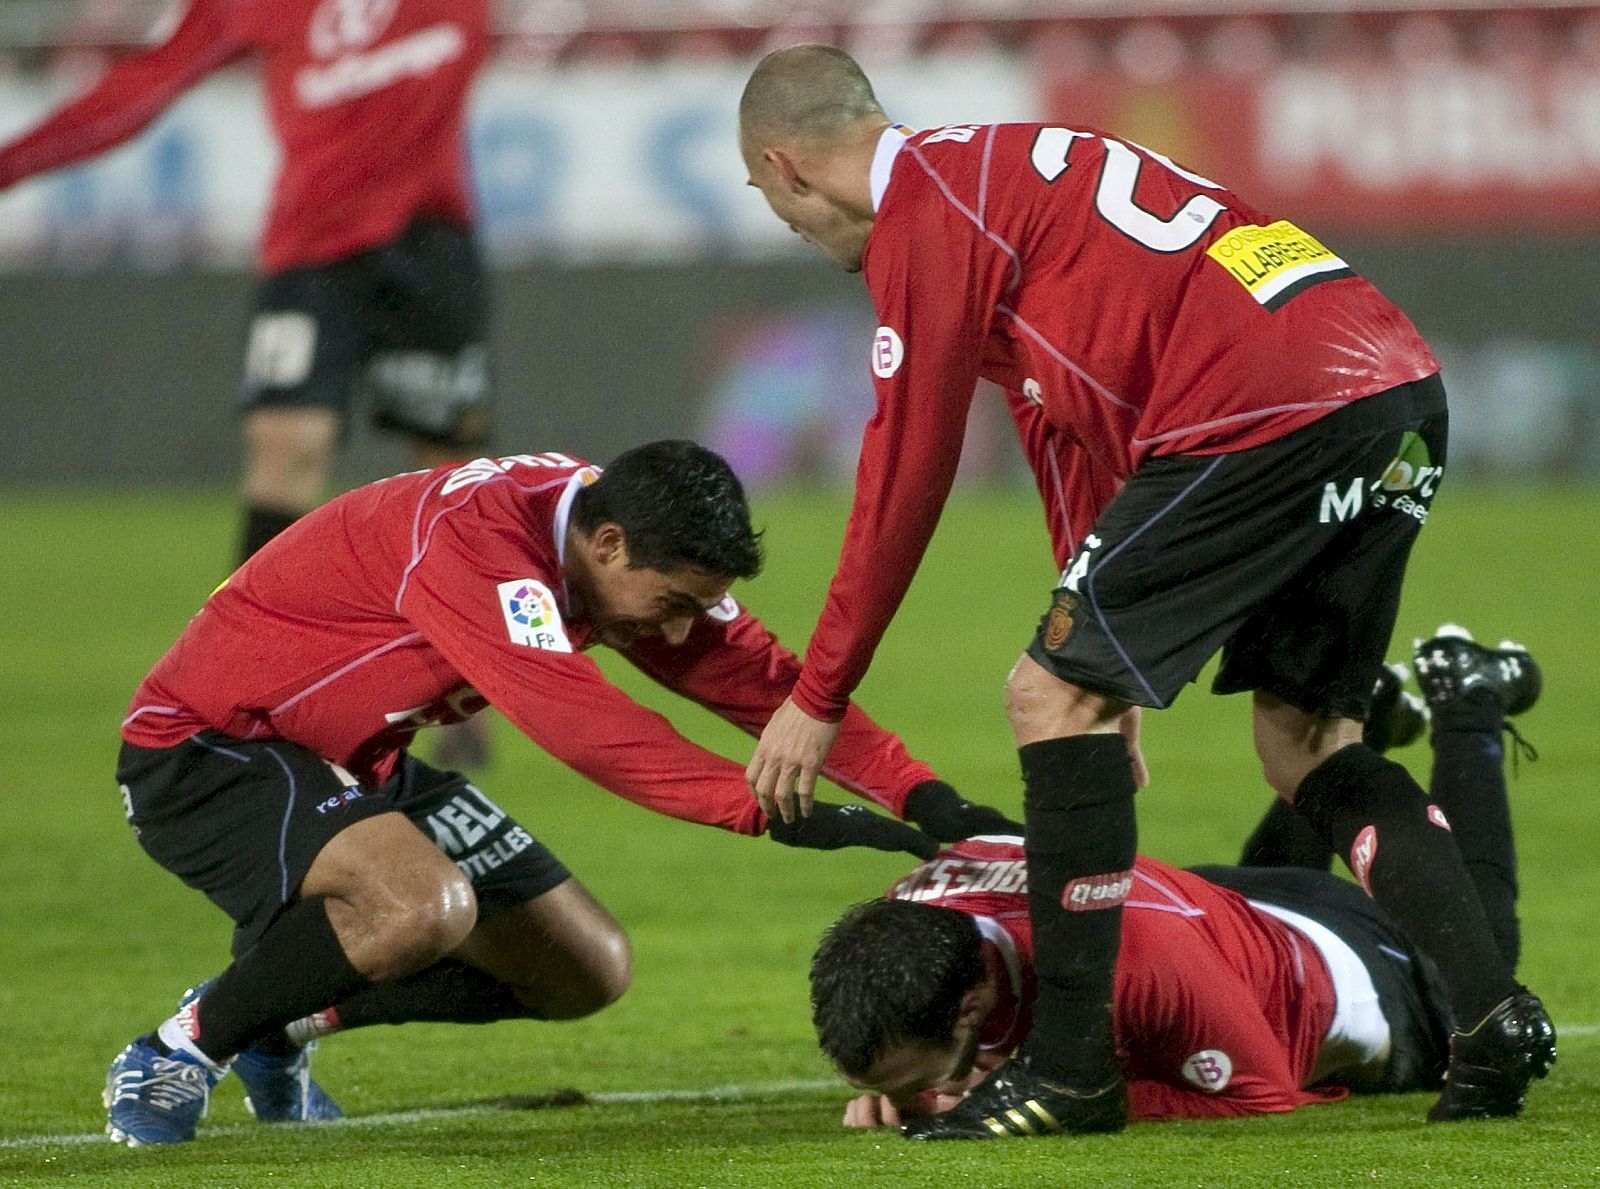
[327,870,478,982]
[1253,692,1364,801]
[243,408,339,512]
[1004,653,1126,745]
[305,814,479,981]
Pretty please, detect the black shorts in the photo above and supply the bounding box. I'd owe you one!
[116,733,569,957]
[240,217,492,447]
[1192,864,1451,1093]
[1029,375,1448,718]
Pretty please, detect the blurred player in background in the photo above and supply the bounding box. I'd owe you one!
[737,44,1553,1133]
[0,0,498,764]
[105,440,1015,1147]
[812,630,1544,1128]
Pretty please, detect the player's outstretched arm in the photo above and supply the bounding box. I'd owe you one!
[626,605,976,822]
[0,0,244,188]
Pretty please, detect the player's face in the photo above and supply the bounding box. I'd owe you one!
[585,562,730,651]
[742,141,869,273]
[847,1027,984,1104]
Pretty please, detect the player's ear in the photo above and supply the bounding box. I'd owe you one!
[955,980,990,1031]
[765,147,808,194]
[591,522,628,568]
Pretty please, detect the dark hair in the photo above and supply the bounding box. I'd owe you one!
[571,440,763,579]
[810,899,986,1078]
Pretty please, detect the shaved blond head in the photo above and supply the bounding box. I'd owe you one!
[739,44,886,148]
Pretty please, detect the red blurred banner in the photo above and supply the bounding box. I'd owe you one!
[1047,62,1600,232]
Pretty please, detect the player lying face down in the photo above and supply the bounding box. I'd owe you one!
[811,837,1473,1131]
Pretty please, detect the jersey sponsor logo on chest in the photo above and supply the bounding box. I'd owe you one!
[383,686,488,730]
[296,21,466,109]
[309,0,399,57]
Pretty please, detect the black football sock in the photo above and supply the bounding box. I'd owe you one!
[1429,693,1520,970]
[178,897,369,1065]
[238,503,301,565]
[1238,796,1334,870]
[1294,744,1515,1026]
[1018,734,1136,1087]
[278,959,533,1049]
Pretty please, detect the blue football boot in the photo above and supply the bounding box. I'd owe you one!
[179,982,342,1123]
[234,1042,343,1123]
[103,1035,217,1147]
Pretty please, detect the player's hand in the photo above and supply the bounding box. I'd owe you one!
[768,801,939,860]
[1120,705,1149,789]
[903,780,1023,842]
[842,1091,953,1129]
[843,1094,901,1129]
[747,696,841,824]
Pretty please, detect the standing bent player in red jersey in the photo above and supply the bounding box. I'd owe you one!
[736,45,1553,1134]
[811,631,1544,1129]
[0,0,493,565]
[104,441,1017,1147]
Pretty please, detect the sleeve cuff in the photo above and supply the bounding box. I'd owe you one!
[790,675,849,724]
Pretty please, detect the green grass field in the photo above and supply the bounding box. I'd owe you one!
[1,483,1597,1186]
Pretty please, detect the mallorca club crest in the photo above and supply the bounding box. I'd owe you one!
[497,579,572,652]
[1043,591,1078,651]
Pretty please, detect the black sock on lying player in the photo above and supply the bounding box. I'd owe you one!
[1294,743,1515,1027]
[1018,734,1136,1088]
[1238,796,1334,870]
[1429,693,1520,970]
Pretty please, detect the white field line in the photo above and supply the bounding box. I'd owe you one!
[0,1077,843,1151]
[9,1027,1600,1152]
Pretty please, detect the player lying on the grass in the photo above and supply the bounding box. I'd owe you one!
[811,628,1547,1129]
[106,440,1016,1147]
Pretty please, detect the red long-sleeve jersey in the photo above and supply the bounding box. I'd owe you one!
[122,452,938,835]
[888,839,1345,1119]
[0,0,484,273]
[791,122,1440,719]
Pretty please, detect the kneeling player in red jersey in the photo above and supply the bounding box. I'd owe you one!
[811,633,1546,1129]
[104,441,1015,1147]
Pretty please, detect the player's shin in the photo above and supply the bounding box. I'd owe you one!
[1292,744,1515,1026]
[1018,734,1136,1090]
[164,897,368,1067]
[1238,796,1335,870]
[1428,698,1520,970]
[238,504,300,565]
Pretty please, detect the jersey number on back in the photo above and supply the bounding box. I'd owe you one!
[1029,128,1227,254]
